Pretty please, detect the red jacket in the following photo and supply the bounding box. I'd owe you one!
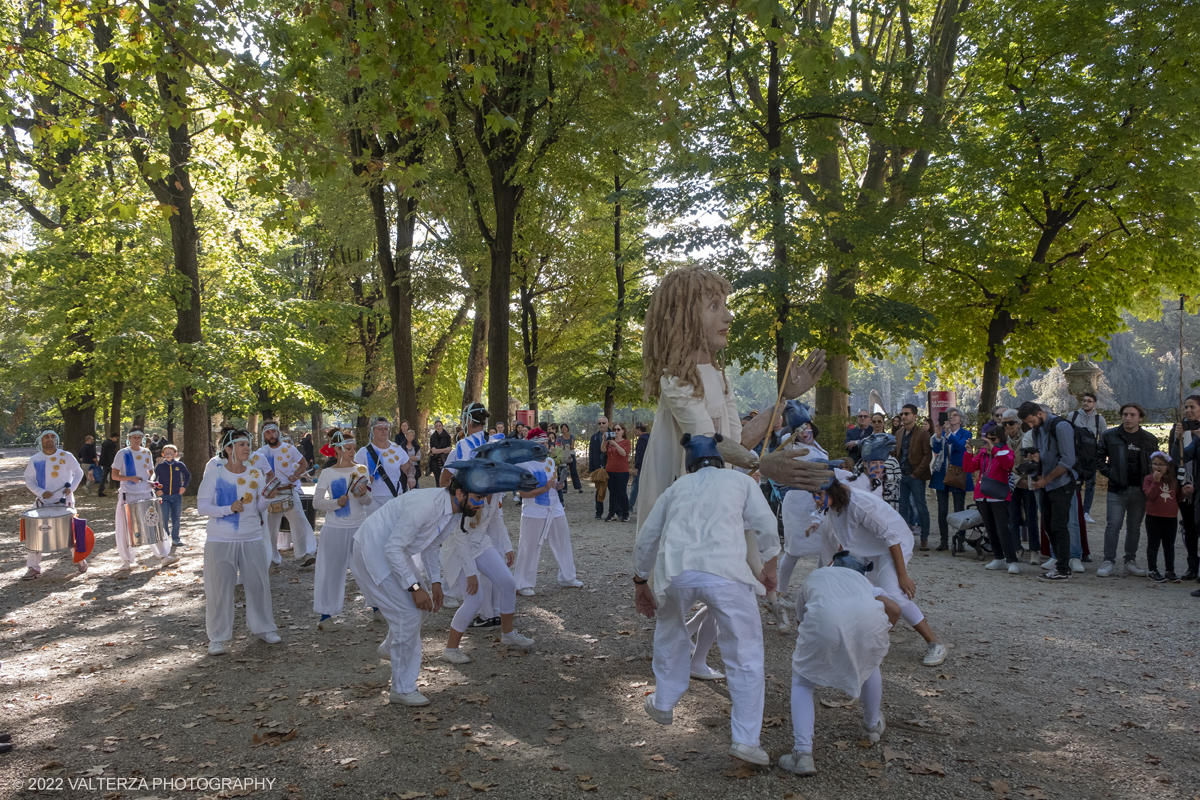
[963,445,1015,502]
[1142,475,1179,518]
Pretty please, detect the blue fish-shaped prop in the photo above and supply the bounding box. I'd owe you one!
[444,459,538,494]
[471,439,550,465]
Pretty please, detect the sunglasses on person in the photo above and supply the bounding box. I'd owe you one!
[857,414,869,418]
[993,413,1004,419]
[1003,420,1020,426]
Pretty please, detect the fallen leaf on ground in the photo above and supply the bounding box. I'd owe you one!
[461,693,490,704]
[833,741,850,751]
[466,781,496,792]
[1021,788,1049,800]
[252,729,298,747]
[545,735,568,746]
[395,793,426,800]
[433,791,449,798]
[989,780,1010,796]
[883,746,911,762]
[40,761,64,770]
[723,763,758,779]
[907,761,946,776]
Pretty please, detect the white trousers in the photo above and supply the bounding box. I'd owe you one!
[313,523,357,617]
[865,557,925,627]
[791,668,882,752]
[267,501,316,563]
[449,547,517,632]
[513,514,576,590]
[350,546,426,694]
[652,580,765,747]
[116,494,171,565]
[204,540,276,643]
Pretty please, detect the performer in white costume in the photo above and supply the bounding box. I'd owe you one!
[634,434,780,767]
[22,430,86,578]
[778,552,900,777]
[312,431,373,629]
[112,430,176,570]
[513,428,582,595]
[808,473,948,667]
[249,421,316,566]
[197,427,282,655]
[437,403,491,611]
[355,417,410,516]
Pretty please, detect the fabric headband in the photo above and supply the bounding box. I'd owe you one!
[218,432,251,464]
[39,429,60,447]
[372,418,391,429]
[1151,451,1171,463]
[262,423,280,434]
[127,429,144,437]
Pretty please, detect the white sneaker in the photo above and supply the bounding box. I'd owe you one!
[1096,560,1115,577]
[922,642,947,667]
[779,750,816,776]
[500,630,535,649]
[557,579,584,588]
[441,648,471,664]
[1069,558,1085,573]
[372,609,386,623]
[208,640,226,655]
[117,562,135,572]
[1124,561,1146,576]
[258,631,282,644]
[1029,550,1041,565]
[377,642,391,662]
[76,560,88,574]
[1084,512,1095,523]
[160,553,179,567]
[1007,562,1020,575]
[390,690,430,707]
[643,693,673,725]
[443,596,462,609]
[20,568,41,580]
[728,742,770,766]
[1040,557,1057,571]
[984,559,1005,570]
[690,664,725,681]
[863,713,886,743]
[517,587,536,597]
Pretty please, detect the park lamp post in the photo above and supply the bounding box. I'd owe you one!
[1062,360,1103,411]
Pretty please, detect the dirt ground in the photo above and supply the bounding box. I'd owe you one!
[1,448,1197,800]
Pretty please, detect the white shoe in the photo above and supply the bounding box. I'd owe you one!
[377,642,391,662]
[258,631,282,644]
[500,630,535,648]
[922,642,947,667]
[20,568,41,580]
[1040,557,1057,571]
[1069,558,1085,573]
[160,554,179,568]
[77,560,88,574]
[517,587,536,597]
[1084,512,1095,523]
[1124,561,1146,576]
[208,641,226,656]
[443,596,462,609]
[372,609,386,623]
[390,690,430,707]
[117,562,135,572]
[690,664,725,681]
[1096,560,1115,577]
[1029,550,1041,565]
[1007,562,1020,575]
[728,742,770,766]
[984,559,1005,570]
[863,713,886,743]
[644,692,673,725]
[441,648,471,664]
[779,750,816,776]
[557,579,584,588]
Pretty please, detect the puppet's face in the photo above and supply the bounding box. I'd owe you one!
[810,489,828,510]
[797,424,814,444]
[700,292,733,353]
[867,460,886,481]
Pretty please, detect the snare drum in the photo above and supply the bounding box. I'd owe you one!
[268,492,295,515]
[21,506,76,553]
[124,498,167,548]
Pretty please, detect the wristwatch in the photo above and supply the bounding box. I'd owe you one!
[632,575,648,585]
[406,583,422,592]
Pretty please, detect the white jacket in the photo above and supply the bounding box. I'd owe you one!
[792,567,891,697]
[312,465,373,528]
[353,487,458,588]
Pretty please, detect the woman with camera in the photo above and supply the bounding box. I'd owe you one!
[604,423,632,522]
[963,427,1019,573]
[930,408,973,552]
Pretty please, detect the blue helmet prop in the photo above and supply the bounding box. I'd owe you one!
[444,459,537,494]
[472,439,550,465]
[680,433,724,473]
[859,433,896,463]
[832,550,875,574]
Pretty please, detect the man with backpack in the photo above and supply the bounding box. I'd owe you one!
[1019,402,1080,580]
[1095,403,1157,578]
[1069,392,1107,522]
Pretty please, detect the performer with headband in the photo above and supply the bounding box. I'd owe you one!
[21,430,87,579]
[437,403,492,611]
[354,417,410,516]
[198,427,282,655]
[249,421,316,567]
[312,431,374,630]
[113,429,177,571]
[634,434,780,767]
[350,462,531,707]
[513,427,582,596]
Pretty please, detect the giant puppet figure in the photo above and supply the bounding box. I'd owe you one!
[635,266,833,672]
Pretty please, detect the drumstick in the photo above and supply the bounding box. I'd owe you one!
[758,343,801,458]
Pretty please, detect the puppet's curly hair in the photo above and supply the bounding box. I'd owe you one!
[641,266,733,401]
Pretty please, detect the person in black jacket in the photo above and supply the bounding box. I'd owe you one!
[629,422,649,509]
[1169,394,1200,584]
[1096,403,1159,578]
[588,416,610,519]
[98,432,119,497]
[77,435,99,496]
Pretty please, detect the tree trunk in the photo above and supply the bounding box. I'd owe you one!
[132,407,147,433]
[604,170,626,421]
[166,398,175,443]
[392,192,419,426]
[108,381,124,439]
[978,308,1016,416]
[462,293,489,411]
[519,269,540,419]
[487,183,518,427]
[247,412,259,437]
[311,408,323,440]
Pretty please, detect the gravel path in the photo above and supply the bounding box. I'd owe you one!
[1,452,1197,800]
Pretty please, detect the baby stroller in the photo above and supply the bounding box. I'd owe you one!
[945,505,992,559]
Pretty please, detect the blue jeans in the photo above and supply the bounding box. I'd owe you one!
[629,472,641,510]
[1067,491,1083,560]
[1010,487,1038,552]
[161,494,183,542]
[899,475,930,540]
[607,471,630,520]
[1103,486,1146,564]
[1082,475,1097,514]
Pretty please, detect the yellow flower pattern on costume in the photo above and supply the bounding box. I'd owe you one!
[238,477,246,485]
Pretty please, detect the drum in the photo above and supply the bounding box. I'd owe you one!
[22,506,76,553]
[124,498,167,548]
[268,492,295,515]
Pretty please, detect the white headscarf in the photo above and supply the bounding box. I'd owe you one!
[217,430,252,466]
[126,429,145,449]
[39,430,60,450]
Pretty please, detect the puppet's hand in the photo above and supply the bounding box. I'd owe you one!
[783,349,826,398]
[634,583,657,618]
[760,448,832,491]
[715,437,759,471]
